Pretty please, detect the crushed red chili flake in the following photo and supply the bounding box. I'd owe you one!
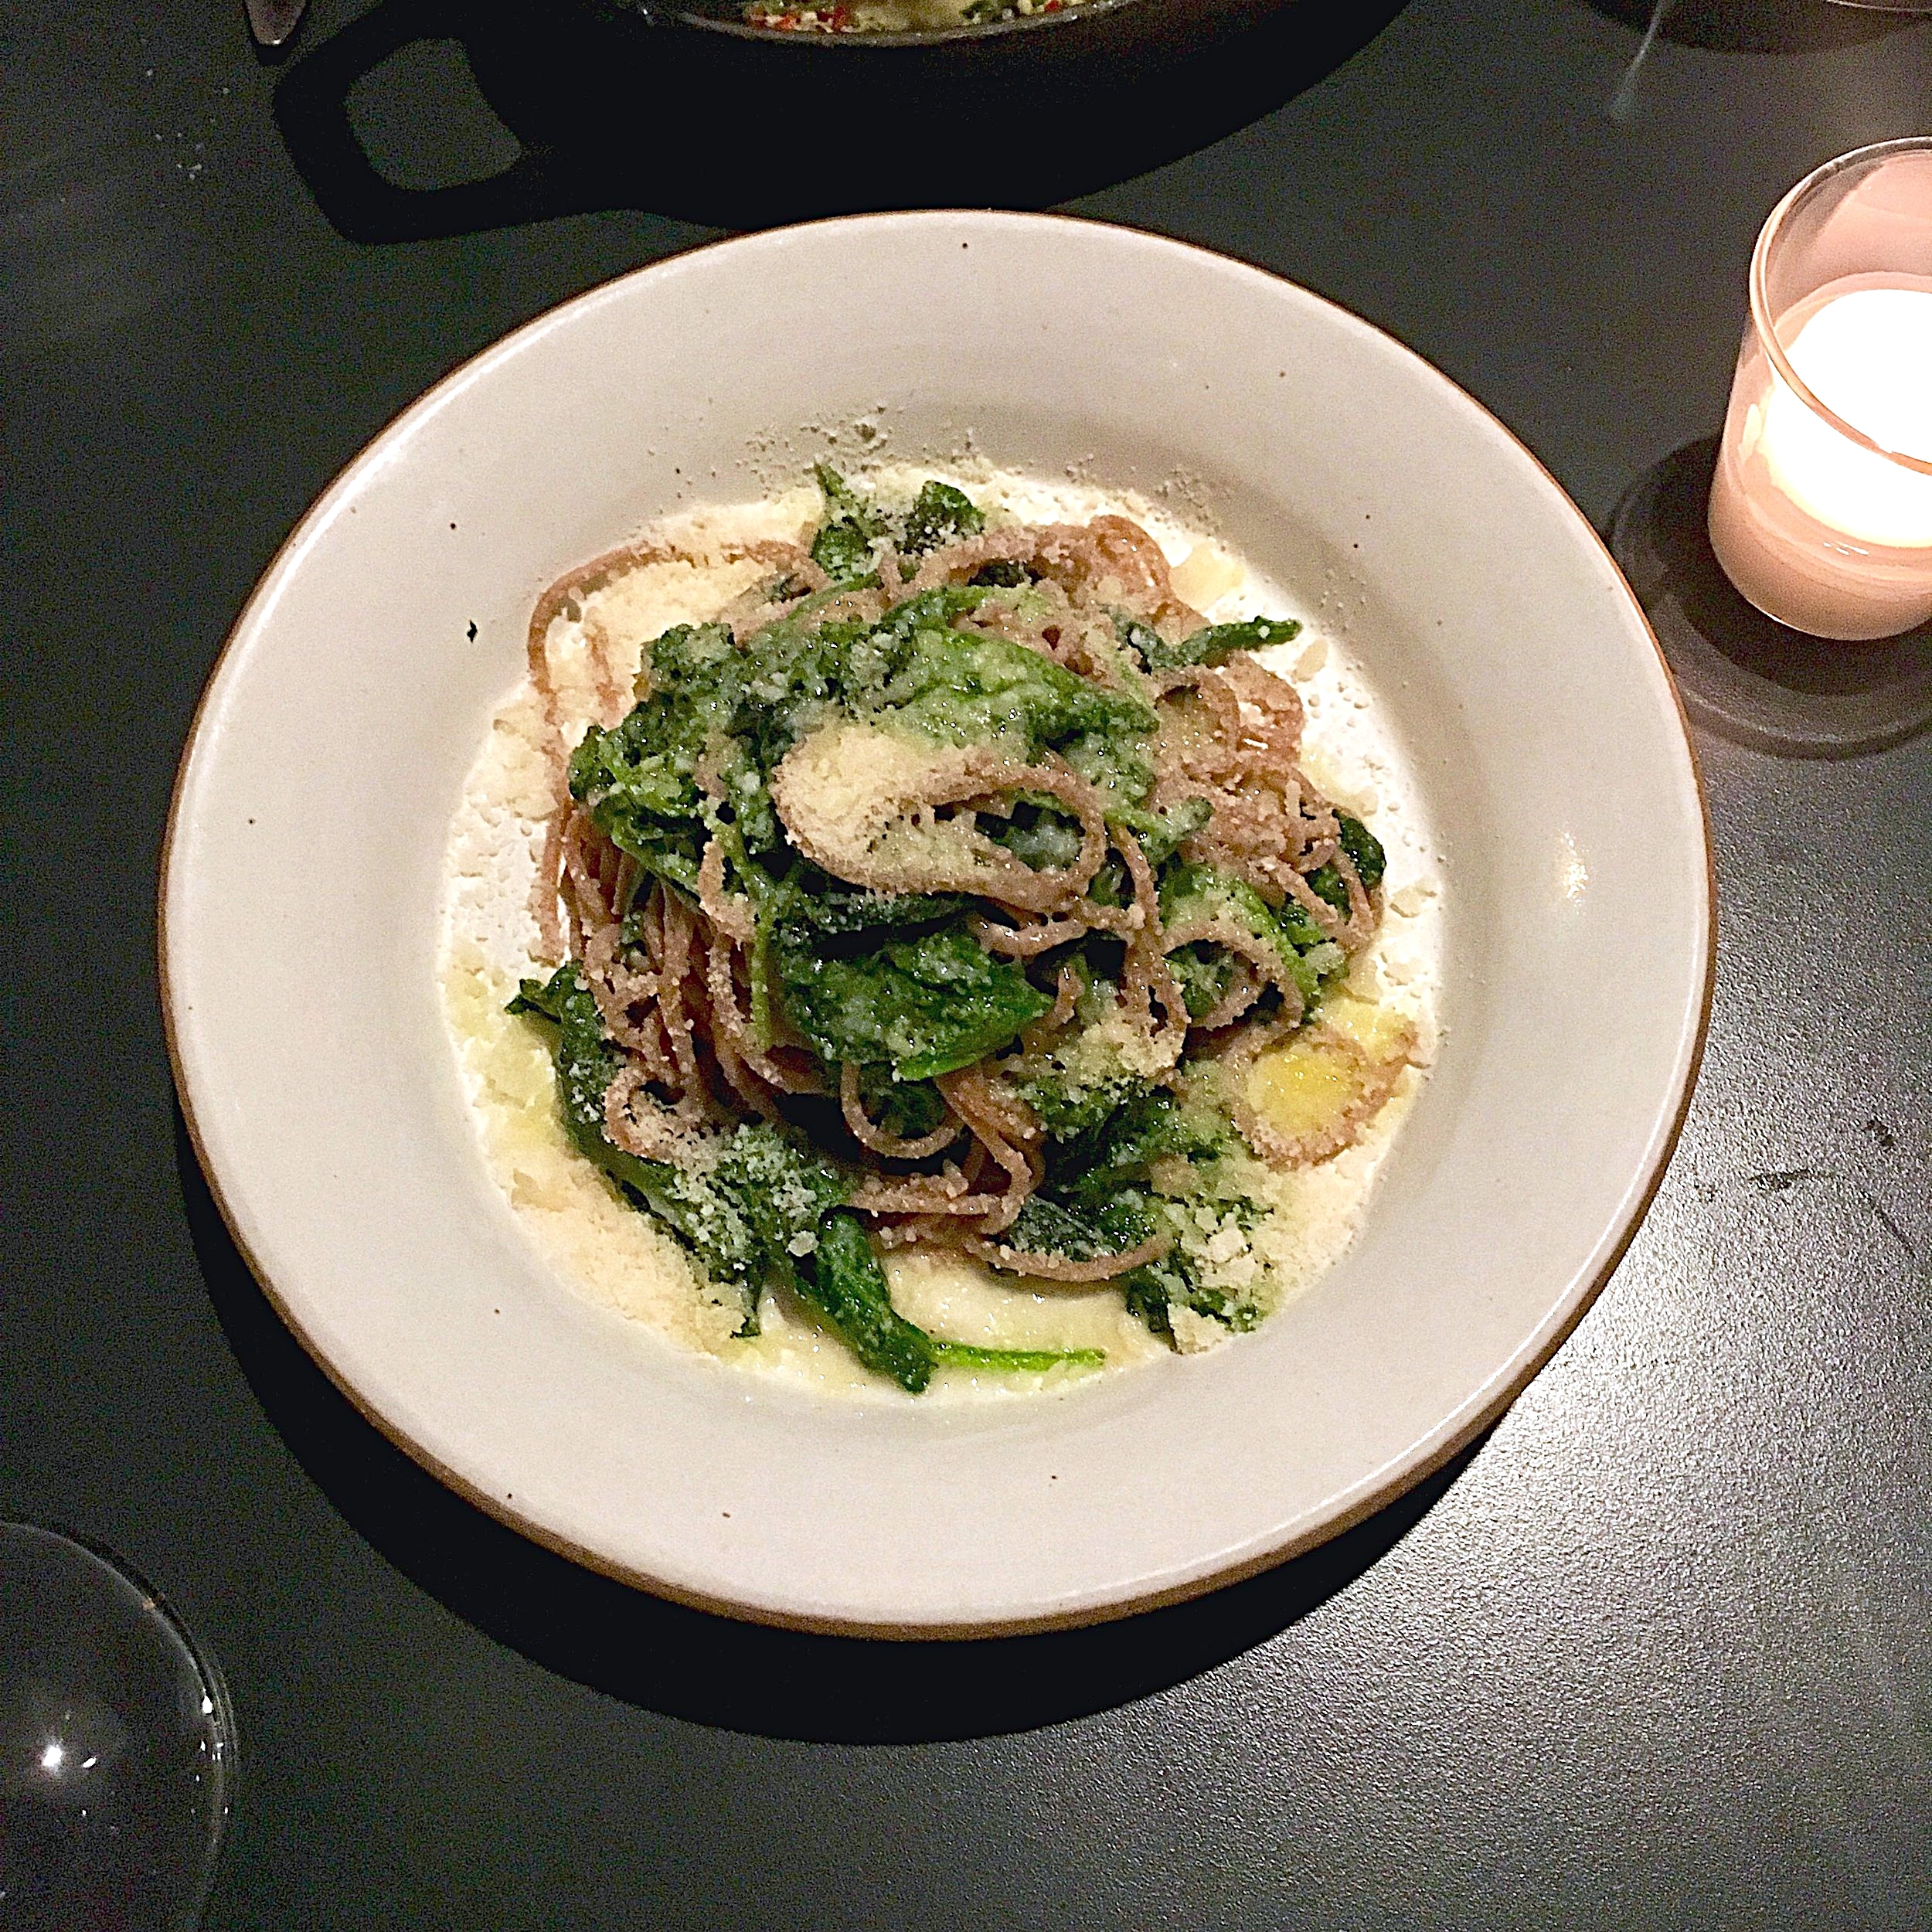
[749,0,1077,26]
[749,3,853,26]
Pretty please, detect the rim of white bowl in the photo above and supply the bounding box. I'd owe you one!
[160,210,1715,1638]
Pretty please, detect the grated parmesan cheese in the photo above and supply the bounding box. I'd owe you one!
[767,721,983,885]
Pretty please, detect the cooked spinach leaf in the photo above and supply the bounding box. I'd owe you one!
[876,619,1155,783]
[774,871,969,940]
[567,622,743,889]
[508,964,666,1195]
[810,464,892,582]
[1107,794,1211,869]
[1342,812,1386,891]
[1166,941,1241,1021]
[1308,811,1388,911]
[1161,862,1347,1011]
[854,1063,949,1141]
[511,965,847,1334]
[799,1210,1103,1393]
[671,1124,849,1332]
[1043,1084,1223,1205]
[1111,611,1166,666]
[1005,1190,1162,1266]
[1021,1067,1140,1142]
[773,916,1050,1080]
[997,1085,1234,1337]
[795,1209,940,1392]
[981,795,1088,872]
[1121,1250,1258,1338]
[901,479,986,555]
[1133,614,1301,673]
[873,583,995,641]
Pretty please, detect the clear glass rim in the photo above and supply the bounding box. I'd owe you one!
[1750,134,1932,480]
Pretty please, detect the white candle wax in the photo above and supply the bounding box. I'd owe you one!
[1762,287,1932,544]
[1709,275,1932,639]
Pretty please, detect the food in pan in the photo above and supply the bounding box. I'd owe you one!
[745,0,1081,31]
[441,465,1437,1397]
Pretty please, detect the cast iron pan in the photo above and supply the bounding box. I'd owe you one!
[274,0,1411,231]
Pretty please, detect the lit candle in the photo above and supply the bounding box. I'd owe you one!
[1706,142,1932,641]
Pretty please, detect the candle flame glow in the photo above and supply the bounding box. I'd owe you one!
[1760,287,1932,551]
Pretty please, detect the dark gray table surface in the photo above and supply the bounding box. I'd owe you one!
[5,0,1929,1925]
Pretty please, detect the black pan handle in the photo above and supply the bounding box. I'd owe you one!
[271,0,631,243]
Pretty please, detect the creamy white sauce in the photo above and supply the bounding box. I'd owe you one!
[437,466,1442,1403]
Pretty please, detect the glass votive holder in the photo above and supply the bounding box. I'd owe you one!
[1706,137,1932,641]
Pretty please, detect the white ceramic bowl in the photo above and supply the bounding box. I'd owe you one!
[163,213,1710,1637]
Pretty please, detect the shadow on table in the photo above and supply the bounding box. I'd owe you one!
[271,0,1412,236]
[178,1111,1475,1743]
[1580,0,1923,55]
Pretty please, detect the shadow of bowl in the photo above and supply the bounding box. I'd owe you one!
[274,0,1413,236]
[175,1108,1476,1743]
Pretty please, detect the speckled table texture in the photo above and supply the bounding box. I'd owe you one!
[4,0,1928,1925]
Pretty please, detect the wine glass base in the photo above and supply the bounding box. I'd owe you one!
[0,1523,236,1931]
[1608,437,1932,758]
